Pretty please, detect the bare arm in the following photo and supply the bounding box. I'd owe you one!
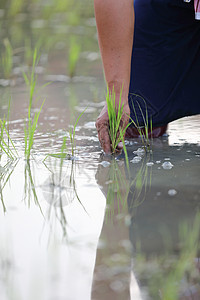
[94,0,134,153]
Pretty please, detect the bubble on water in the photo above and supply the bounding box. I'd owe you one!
[156,160,161,164]
[105,180,113,185]
[162,161,174,169]
[130,156,142,163]
[168,189,177,196]
[133,148,145,156]
[146,162,154,166]
[100,161,110,167]
[110,280,125,292]
[128,141,134,146]
[84,121,96,129]
[119,239,132,251]
[97,239,106,249]
[125,215,132,227]
[164,158,171,161]
[185,158,190,161]
[0,166,5,174]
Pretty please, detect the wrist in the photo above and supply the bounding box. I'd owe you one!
[107,81,129,105]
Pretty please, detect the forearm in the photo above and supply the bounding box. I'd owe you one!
[94,0,134,102]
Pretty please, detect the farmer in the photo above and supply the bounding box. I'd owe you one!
[94,0,200,154]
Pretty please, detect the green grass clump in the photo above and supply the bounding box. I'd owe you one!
[1,39,13,79]
[23,48,45,160]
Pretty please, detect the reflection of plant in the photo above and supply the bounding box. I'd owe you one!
[128,153,152,212]
[68,36,81,78]
[96,157,131,223]
[0,100,18,160]
[1,39,13,79]
[0,160,19,212]
[134,211,200,300]
[24,160,43,215]
[23,48,45,160]
[43,157,87,237]
[97,151,152,223]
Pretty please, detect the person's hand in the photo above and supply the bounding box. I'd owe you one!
[96,101,130,154]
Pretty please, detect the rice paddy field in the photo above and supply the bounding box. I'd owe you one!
[0,1,200,299]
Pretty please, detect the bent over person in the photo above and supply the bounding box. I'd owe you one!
[94,0,200,154]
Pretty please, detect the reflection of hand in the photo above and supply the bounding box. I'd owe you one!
[96,101,130,154]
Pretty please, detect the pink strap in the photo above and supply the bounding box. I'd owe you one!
[194,0,200,20]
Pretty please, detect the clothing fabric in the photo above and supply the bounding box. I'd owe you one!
[128,0,200,128]
[194,0,200,19]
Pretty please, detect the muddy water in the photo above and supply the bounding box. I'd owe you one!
[0,78,200,300]
[0,1,200,299]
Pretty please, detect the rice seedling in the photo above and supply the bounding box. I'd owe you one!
[44,106,86,162]
[68,36,81,78]
[1,39,13,79]
[23,48,45,160]
[68,107,87,157]
[24,38,42,66]
[129,93,153,151]
[9,0,24,16]
[105,86,130,171]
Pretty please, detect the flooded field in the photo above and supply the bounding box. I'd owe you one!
[0,1,200,299]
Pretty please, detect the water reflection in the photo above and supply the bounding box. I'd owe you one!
[0,130,200,299]
[94,140,200,300]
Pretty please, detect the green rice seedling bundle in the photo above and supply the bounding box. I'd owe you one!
[106,86,130,171]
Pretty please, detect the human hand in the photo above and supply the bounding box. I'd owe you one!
[96,101,130,154]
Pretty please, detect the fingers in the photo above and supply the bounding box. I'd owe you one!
[96,103,130,154]
[96,120,112,154]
